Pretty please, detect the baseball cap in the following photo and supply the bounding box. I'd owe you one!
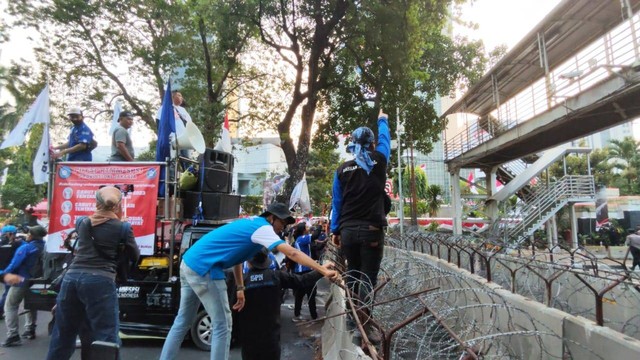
[260,203,295,225]
[67,107,83,116]
[28,225,48,239]
[1,225,17,234]
[248,248,272,270]
[119,110,134,119]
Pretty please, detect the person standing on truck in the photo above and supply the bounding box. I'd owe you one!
[1,225,47,347]
[52,107,96,161]
[109,111,135,161]
[46,186,139,360]
[159,202,338,360]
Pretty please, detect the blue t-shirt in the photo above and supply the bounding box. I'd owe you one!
[68,122,94,161]
[182,217,285,280]
[294,234,312,273]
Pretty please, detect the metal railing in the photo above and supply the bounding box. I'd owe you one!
[445,13,640,161]
[506,175,595,242]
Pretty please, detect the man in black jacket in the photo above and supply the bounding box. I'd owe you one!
[237,248,326,360]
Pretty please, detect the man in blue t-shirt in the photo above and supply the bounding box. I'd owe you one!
[159,203,338,360]
[52,107,95,161]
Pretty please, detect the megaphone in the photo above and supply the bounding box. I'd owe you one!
[172,121,206,153]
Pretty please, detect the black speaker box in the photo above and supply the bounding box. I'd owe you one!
[200,148,234,172]
[202,166,233,193]
[182,191,240,220]
[624,211,640,230]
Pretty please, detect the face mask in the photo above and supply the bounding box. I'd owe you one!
[71,120,82,126]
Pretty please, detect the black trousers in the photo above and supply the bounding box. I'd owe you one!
[340,225,384,309]
[293,270,318,319]
[631,246,640,270]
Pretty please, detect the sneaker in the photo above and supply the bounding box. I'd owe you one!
[292,315,306,323]
[21,329,36,340]
[1,335,22,347]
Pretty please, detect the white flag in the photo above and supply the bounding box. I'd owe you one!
[1,85,50,149]
[214,112,232,153]
[32,125,50,185]
[109,101,122,136]
[289,175,311,214]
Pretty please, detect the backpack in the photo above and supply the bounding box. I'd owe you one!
[88,138,98,151]
[28,241,45,278]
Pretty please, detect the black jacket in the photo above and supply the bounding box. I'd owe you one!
[237,268,322,359]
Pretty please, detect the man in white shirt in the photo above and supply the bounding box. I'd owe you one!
[156,91,192,138]
[625,226,640,270]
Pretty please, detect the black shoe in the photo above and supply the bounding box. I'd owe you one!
[1,335,22,347]
[21,330,36,340]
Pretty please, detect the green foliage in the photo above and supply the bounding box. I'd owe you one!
[392,165,429,200]
[425,184,443,217]
[607,136,640,195]
[136,139,157,161]
[240,195,263,216]
[306,148,340,215]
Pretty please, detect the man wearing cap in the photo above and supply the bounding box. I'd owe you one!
[1,225,47,346]
[235,248,325,360]
[52,107,96,161]
[159,202,338,360]
[109,110,135,161]
[331,109,390,339]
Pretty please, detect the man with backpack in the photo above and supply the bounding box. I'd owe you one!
[1,225,47,346]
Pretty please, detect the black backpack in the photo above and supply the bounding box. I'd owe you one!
[28,241,45,278]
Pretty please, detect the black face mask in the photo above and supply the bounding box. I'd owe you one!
[71,120,82,126]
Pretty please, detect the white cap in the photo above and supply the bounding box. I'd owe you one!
[67,107,83,116]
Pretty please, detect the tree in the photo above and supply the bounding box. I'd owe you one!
[546,148,613,189]
[392,165,428,200]
[251,0,485,202]
[607,136,640,195]
[306,148,340,215]
[425,184,443,217]
[7,0,251,144]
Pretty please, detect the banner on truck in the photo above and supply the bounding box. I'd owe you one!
[48,163,161,255]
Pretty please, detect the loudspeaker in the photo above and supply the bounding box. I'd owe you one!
[201,148,234,172]
[182,192,240,220]
[202,166,233,193]
[173,122,206,153]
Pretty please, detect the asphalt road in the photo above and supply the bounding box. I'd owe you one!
[0,282,328,360]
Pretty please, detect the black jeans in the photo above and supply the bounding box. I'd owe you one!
[631,246,640,270]
[293,270,318,319]
[340,225,384,309]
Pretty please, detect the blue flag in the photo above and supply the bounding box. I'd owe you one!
[156,80,176,197]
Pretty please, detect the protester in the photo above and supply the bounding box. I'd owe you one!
[331,108,390,339]
[155,91,193,134]
[52,107,95,161]
[291,222,320,322]
[626,225,640,270]
[236,248,326,360]
[0,225,22,320]
[46,186,139,360]
[159,202,337,360]
[109,110,135,161]
[1,225,46,346]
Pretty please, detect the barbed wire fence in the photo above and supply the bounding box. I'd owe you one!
[319,227,640,359]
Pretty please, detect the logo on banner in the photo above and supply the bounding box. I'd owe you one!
[147,168,158,179]
[385,180,393,196]
[58,166,72,179]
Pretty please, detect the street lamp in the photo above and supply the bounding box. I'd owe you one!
[396,107,405,236]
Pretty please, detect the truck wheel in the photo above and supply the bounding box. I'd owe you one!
[190,310,212,351]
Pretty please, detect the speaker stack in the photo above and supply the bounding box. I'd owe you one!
[182,148,240,220]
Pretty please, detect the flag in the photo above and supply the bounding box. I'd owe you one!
[468,172,478,194]
[214,112,232,153]
[1,85,50,149]
[32,125,50,185]
[109,101,122,136]
[289,175,311,214]
[496,179,504,191]
[156,81,177,197]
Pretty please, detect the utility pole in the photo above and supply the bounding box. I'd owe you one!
[396,107,404,236]
[409,133,418,226]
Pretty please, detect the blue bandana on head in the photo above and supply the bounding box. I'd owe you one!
[346,126,375,175]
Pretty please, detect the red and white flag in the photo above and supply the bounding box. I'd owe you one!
[496,179,504,191]
[468,172,478,194]
[214,112,232,153]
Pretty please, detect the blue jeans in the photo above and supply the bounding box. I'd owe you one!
[159,262,232,360]
[46,272,120,360]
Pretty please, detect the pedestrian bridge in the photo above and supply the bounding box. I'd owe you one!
[441,0,640,238]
